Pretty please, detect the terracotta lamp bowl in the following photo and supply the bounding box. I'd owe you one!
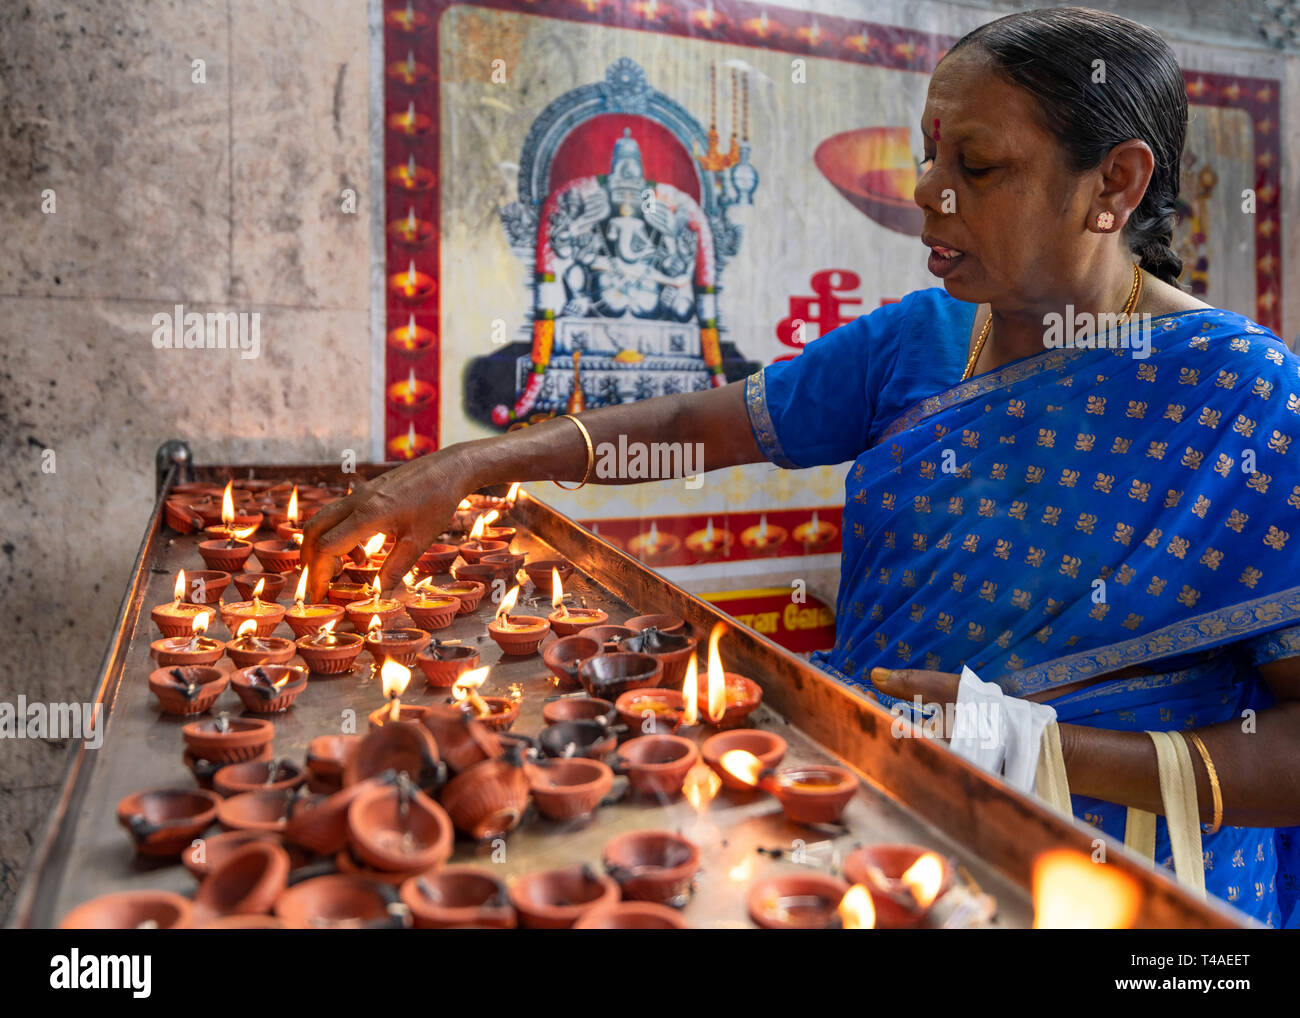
[582,624,638,652]
[702,729,788,790]
[116,787,221,857]
[148,665,229,716]
[508,864,620,930]
[180,569,231,604]
[198,539,253,572]
[625,613,686,635]
[771,765,858,825]
[453,562,510,588]
[229,664,308,713]
[150,601,217,639]
[467,697,519,732]
[346,781,455,873]
[456,539,508,564]
[430,579,486,615]
[542,634,600,691]
[253,539,300,574]
[405,595,459,632]
[526,757,614,821]
[541,696,616,728]
[192,841,291,920]
[59,891,193,930]
[306,734,361,787]
[284,603,345,638]
[224,635,297,670]
[539,719,619,760]
[547,607,610,638]
[523,559,573,594]
[184,744,272,790]
[488,615,550,656]
[421,703,502,774]
[416,644,480,688]
[217,788,312,835]
[342,562,381,586]
[617,628,697,689]
[438,757,531,840]
[603,829,700,906]
[233,572,287,602]
[182,716,275,765]
[283,780,381,856]
[573,902,689,929]
[344,722,443,791]
[295,631,365,674]
[696,672,763,729]
[578,651,662,700]
[615,688,686,736]
[748,871,852,929]
[181,829,282,878]
[344,599,404,631]
[366,626,432,667]
[482,550,526,573]
[327,581,370,607]
[219,600,286,638]
[367,703,435,730]
[614,734,700,798]
[416,543,461,575]
[150,634,225,668]
[842,843,956,929]
[274,874,401,930]
[213,758,306,798]
[400,866,516,929]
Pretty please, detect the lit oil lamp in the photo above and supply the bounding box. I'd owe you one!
[487,585,550,656]
[344,581,404,631]
[284,568,345,638]
[386,152,436,192]
[547,568,608,636]
[152,571,217,638]
[428,579,486,616]
[627,520,681,565]
[747,872,851,930]
[219,577,287,638]
[405,576,460,631]
[390,258,435,303]
[458,515,507,563]
[265,485,300,533]
[225,618,297,669]
[253,533,301,574]
[344,532,388,585]
[387,312,437,360]
[838,884,876,929]
[387,421,437,461]
[386,1,429,33]
[366,611,432,668]
[718,750,857,825]
[842,846,953,928]
[368,659,430,728]
[792,510,837,553]
[295,619,365,675]
[387,50,432,88]
[478,508,516,543]
[451,666,517,730]
[202,482,264,540]
[388,98,432,137]
[1032,849,1140,929]
[685,516,733,561]
[692,622,762,727]
[152,613,225,667]
[388,365,436,416]
[689,0,728,31]
[740,513,787,556]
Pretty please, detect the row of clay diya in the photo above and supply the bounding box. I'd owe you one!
[626,511,840,566]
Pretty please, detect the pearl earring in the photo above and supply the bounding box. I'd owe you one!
[1096,211,1115,231]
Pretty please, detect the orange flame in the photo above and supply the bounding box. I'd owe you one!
[682,761,721,810]
[901,853,946,909]
[682,653,699,726]
[551,569,565,615]
[380,659,412,720]
[367,614,383,635]
[220,481,235,525]
[457,498,471,511]
[317,619,337,638]
[706,622,727,723]
[251,578,266,602]
[402,568,418,589]
[468,515,487,541]
[452,665,491,716]
[287,485,299,524]
[293,568,309,605]
[838,885,876,930]
[236,618,258,639]
[505,481,521,503]
[718,749,764,787]
[173,570,186,603]
[1032,850,1140,929]
[362,533,386,561]
[191,613,209,636]
[495,584,521,622]
[230,525,257,541]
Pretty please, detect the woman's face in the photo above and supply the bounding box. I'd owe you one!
[914,48,1095,312]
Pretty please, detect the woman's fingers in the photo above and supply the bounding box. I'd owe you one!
[870,667,962,707]
[376,533,424,595]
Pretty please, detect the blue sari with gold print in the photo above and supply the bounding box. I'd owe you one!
[745,288,1300,927]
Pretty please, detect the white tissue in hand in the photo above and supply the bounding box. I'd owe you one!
[948,665,1057,796]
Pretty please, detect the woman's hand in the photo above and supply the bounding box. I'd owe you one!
[869,667,962,729]
[299,451,466,602]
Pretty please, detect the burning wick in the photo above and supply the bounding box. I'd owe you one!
[180,613,210,653]
[465,514,487,549]
[706,622,727,724]
[236,618,266,651]
[381,659,412,722]
[287,485,299,526]
[367,614,383,641]
[251,577,266,613]
[311,619,339,646]
[293,567,309,611]
[551,568,567,619]
[839,885,876,930]
[681,653,700,726]
[452,666,492,717]
[173,570,186,608]
[494,584,523,629]
[505,481,521,506]
[249,665,292,699]
[362,532,386,566]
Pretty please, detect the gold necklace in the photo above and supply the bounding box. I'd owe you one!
[961,263,1144,381]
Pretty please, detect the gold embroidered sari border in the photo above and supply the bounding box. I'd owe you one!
[744,369,799,469]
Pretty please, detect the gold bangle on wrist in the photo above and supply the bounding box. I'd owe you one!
[1185,731,1223,834]
[552,413,594,491]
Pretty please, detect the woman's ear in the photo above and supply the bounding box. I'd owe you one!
[1092,139,1155,232]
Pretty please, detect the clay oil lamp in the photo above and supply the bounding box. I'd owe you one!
[417,640,480,688]
[793,509,838,553]
[719,751,858,825]
[439,749,531,839]
[613,734,700,798]
[214,757,306,797]
[346,775,454,874]
[843,845,954,928]
[582,624,638,652]
[748,872,852,929]
[702,729,787,790]
[179,568,230,605]
[181,829,281,878]
[327,580,370,607]
[59,890,193,930]
[405,576,459,631]
[523,558,573,596]
[151,612,225,667]
[429,578,485,616]
[219,577,286,638]
[182,713,275,765]
[344,581,403,631]
[366,610,432,667]
[253,532,301,574]
[628,521,681,565]
[421,702,501,774]
[306,734,361,792]
[217,787,314,835]
[452,563,508,591]
[344,532,387,585]
[366,659,430,730]
[602,829,700,905]
[618,625,697,689]
[487,584,550,656]
[542,634,600,691]
[740,513,788,556]
[233,571,286,602]
[474,505,515,543]
[274,873,405,930]
[296,619,364,674]
[482,549,526,576]
[626,613,686,635]
[230,663,307,714]
[389,364,436,415]
[577,651,662,700]
[151,570,217,637]
[616,688,685,736]
[415,542,460,576]
[285,779,387,855]
[539,719,621,760]
[508,864,621,930]
[116,787,221,857]
[525,757,613,821]
[573,902,689,930]
[685,517,734,562]
[284,567,345,638]
[547,568,608,636]
[694,623,763,728]
[192,841,291,921]
[225,619,296,669]
[148,664,228,716]
[400,866,517,929]
[456,514,507,564]
[198,533,254,572]
[450,666,519,732]
[542,695,615,728]
[192,481,261,531]
[264,484,304,533]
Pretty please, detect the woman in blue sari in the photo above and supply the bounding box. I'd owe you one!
[303,9,1300,926]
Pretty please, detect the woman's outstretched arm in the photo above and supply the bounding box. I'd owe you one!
[300,381,764,601]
